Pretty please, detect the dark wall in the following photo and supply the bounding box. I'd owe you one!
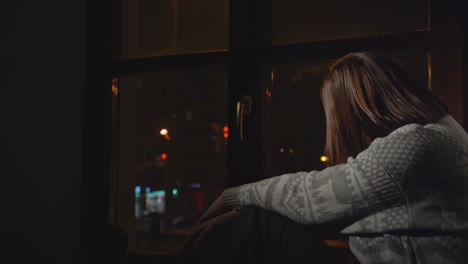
[2,1,84,263]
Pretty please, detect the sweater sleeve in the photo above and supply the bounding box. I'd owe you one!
[221,125,428,224]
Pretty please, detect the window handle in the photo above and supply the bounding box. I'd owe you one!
[236,95,252,142]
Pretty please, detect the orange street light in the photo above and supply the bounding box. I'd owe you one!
[160,128,171,141]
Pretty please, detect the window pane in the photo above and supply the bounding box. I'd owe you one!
[114,66,228,253]
[269,51,429,176]
[273,0,429,45]
[119,0,229,59]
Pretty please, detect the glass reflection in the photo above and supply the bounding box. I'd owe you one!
[270,51,429,176]
[272,0,429,45]
[119,0,229,58]
[115,66,228,253]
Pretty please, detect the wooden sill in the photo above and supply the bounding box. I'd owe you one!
[323,239,350,248]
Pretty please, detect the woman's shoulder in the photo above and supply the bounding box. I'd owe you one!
[370,122,426,149]
[372,115,457,146]
[366,115,463,160]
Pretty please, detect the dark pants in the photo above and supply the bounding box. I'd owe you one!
[173,206,347,264]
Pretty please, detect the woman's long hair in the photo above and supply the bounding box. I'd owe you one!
[321,52,448,165]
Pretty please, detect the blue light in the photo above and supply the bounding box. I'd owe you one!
[145,187,151,193]
[147,190,165,197]
[135,186,141,193]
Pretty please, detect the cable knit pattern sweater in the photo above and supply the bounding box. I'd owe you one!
[222,115,468,263]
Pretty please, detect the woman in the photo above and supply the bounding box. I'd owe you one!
[179,52,468,263]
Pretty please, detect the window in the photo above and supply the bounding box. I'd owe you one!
[114,67,228,252]
[108,0,460,258]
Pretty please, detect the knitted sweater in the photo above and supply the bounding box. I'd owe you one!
[222,115,468,263]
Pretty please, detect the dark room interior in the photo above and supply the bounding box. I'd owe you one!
[2,0,468,263]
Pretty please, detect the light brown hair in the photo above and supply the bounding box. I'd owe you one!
[321,52,448,165]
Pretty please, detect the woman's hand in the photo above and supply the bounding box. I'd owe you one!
[193,197,229,230]
[183,197,233,248]
[189,209,240,244]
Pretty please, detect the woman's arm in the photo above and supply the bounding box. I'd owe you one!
[222,125,428,225]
